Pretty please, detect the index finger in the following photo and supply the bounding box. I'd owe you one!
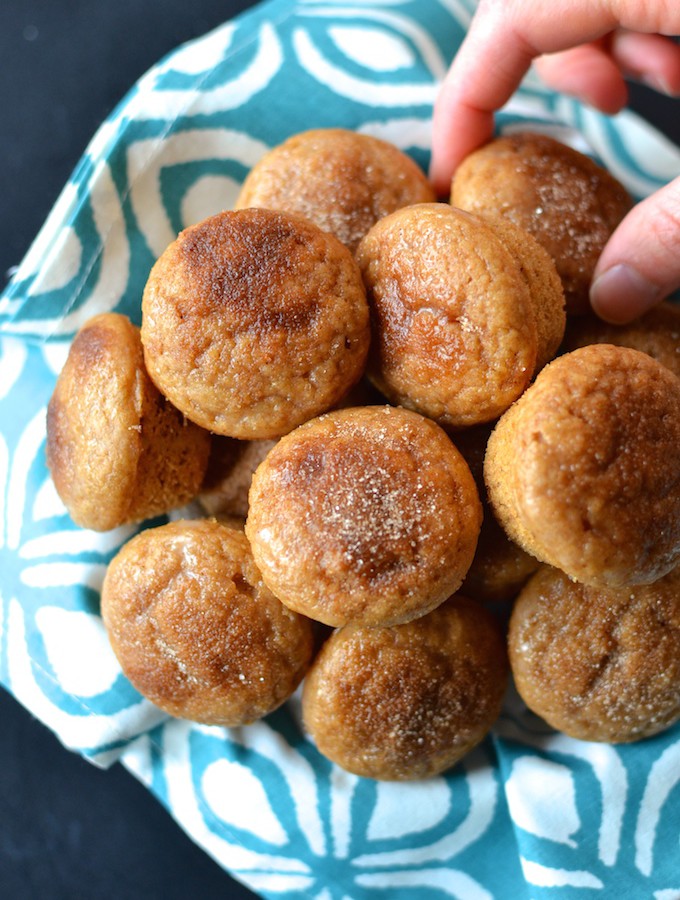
[429,1,620,195]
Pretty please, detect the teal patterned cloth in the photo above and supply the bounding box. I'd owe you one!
[1,1,679,897]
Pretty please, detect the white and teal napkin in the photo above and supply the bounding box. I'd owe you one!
[1,1,679,897]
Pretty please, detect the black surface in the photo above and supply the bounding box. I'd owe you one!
[0,3,678,899]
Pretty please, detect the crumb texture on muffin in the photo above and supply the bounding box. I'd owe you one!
[485,344,680,587]
[246,405,482,626]
[101,519,314,726]
[303,595,508,779]
[509,565,680,742]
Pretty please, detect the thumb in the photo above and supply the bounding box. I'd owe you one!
[590,176,680,323]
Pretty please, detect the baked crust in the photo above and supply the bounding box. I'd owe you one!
[101,519,314,726]
[561,300,680,378]
[235,128,436,252]
[302,595,508,780]
[452,132,632,313]
[509,565,680,742]
[141,208,370,439]
[246,405,482,626]
[485,344,680,587]
[356,203,544,428]
[46,312,211,531]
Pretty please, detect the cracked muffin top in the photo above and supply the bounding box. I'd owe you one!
[509,565,680,742]
[485,343,680,588]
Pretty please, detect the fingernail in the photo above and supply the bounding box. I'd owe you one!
[590,264,661,324]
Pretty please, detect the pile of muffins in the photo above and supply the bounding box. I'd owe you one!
[46,128,680,781]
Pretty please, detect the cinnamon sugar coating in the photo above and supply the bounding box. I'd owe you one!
[246,405,482,627]
[235,128,436,252]
[451,132,632,313]
[302,596,508,780]
[356,203,545,428]
[141,208,370,439]
[46,312,211,531]
[509,565,680,742]
[101,519,314,726]
[485,344,680,587]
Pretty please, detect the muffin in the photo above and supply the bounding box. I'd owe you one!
[561,300,680,378]
[455,424,540,603]
[141,208,370,439]
[198,436,278,521]
[46,312,211,532]
[302,595,509,780]
[356,203,564,428]
[235,128,436,252]
[451,131,633,313]
[485,344,680,587]
[509,565,680,742]
[101,519,314,726]
[246,405,482,627]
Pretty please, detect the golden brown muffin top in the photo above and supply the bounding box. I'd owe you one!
[235,128,436,252]
[141,208,370,439]
[47,313,143,530]
[485,343,680,587]
[246,405,482,627]
[509,565,680,742]
[302,595,508,780]
[101,519,314,726]
[481,213,565,371]
[47,312,210,531]
[451,132,633,313]
[356,203,538,427]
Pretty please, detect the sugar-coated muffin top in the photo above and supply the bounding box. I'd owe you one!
[485,344,680,587]
[141,207,370,439]
[235,127,436,252]
[509,565,680,742]
[246,404,482,627]
[101,518,315,726]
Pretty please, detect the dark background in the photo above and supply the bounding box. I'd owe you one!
[0,3,678,899]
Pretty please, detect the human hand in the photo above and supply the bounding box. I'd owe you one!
[430,1,680,322]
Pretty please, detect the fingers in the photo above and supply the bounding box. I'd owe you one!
[534,43,629,113]
[430,7,535,194]
[430,0,680,193]
[535,32,680,109]
[590,177,680,322]
[610,30,680,94]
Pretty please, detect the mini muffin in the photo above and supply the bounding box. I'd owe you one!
[141,208,370,439]
[302,595,509,780]
[485,344,680,588]
[46,312,211,532]
[198,436,278,520]
[356,203,564,428]
[561,300,680,378]
[235,128,436,253]
[451,131,633,314]
[509,565,680,743]
[481,214,565,370]
[454,424,540,603]
[246,405,482,627]
[101,519,314,726]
